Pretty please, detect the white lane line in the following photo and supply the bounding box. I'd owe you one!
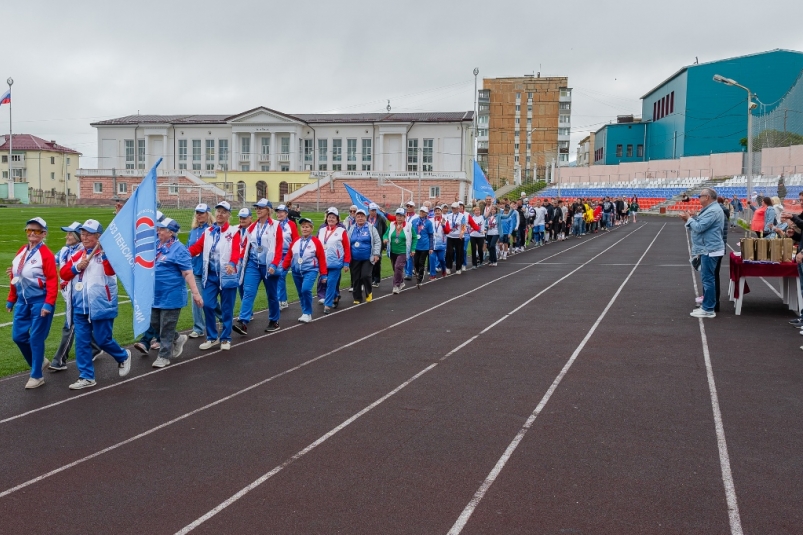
[0,299,133,329]
[0,225,638,499]
[0,227,616,425]
[689,231,744,535]
[447,223,665,535]
[174,229,644,534]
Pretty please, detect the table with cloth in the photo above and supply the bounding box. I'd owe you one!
[728,252,800,315]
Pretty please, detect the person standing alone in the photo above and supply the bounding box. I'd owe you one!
[681,188,724,318]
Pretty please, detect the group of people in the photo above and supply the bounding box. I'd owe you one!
[7,192,641,391]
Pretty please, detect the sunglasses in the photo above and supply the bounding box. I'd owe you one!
[25,228,45,235]
[349,210,356,213]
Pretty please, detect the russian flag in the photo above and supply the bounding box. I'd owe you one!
[0,90,9,106]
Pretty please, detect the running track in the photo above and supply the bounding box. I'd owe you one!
[1,216,801,534]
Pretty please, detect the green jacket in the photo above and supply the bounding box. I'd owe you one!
[383,221,412,256]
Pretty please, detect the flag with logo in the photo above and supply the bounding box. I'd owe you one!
[100,158,160,336]
[472,160,495,201]
[343,182,388,218]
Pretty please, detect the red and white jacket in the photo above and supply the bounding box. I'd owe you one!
[188,222,242,287]
[281,236,328,275]
[443,212,479,238]
[278,218,299,254]
[317,225,351,269]
[242,217,284,267]
[7,243,58,312]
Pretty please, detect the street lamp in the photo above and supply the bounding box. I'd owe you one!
[713,74,757,205]
[6,77,13,201]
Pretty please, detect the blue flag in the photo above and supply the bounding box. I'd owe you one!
[343,182,389,218]
[100,158,160,337]
[472,160,495,201]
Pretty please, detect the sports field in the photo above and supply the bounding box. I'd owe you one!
[0,206,392,377]
[1,215,801,534]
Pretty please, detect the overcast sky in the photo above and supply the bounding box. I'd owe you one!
[4,0,803,166]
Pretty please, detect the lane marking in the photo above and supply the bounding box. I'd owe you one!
[174,227,645,534]
[0,225,642,499]
[447,223,665,535]
[689,231,744,535]
[0,299,132,329]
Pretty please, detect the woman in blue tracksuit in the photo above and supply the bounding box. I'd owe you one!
[410,207,435,288]
[318,208,351,314]
[281,218,328,323]
[429,205,447,279]
[275,204,299,310]
[187,203,220,338]
[499,205,512,260]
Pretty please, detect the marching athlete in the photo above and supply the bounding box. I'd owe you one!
[281,218,328,323]
[410,207,434,288]
[384,208,412,294]
[275,204,299,310]
[348,208,381,304]
[318,208,351,314]
[429,205,447,279]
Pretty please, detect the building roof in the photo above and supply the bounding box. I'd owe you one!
[91,110,474,127]
[639,48,803,99]
[0,134,81,155]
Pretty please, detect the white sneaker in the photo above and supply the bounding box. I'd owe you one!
[152,357,171,368]
[69,378,96,390]
[690,309,716,318]
[41,358,50,372]
[118,349,132,377]
[318,298,325,304]
[392,286,399,294]
[445,269,451,275]
[221,341,231,350]
[399,282,406,291]
[456,269,462,275]
[279,301,289,310]
[188,331,202,338]
[199,339,219,350]
[172,334,188,359]
[298,314,312,323]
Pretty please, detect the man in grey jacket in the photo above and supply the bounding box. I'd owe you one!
[680,187,724,318]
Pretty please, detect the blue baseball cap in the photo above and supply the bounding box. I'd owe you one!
[238,208,252,218]
[25,217,48,231]
[195,203,210,213]
[79,219,103,234]
[156,210,165,222]
[394,208,405,215]
[61,221,82,233]
[156,217,180,233]
[254,198,273,209]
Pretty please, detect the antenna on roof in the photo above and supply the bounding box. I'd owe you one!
[694,57,699,64]
[386,100,391,113]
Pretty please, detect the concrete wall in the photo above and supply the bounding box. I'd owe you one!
[761,145,803,174]
[289,178,464,211]
[0,182,30,203]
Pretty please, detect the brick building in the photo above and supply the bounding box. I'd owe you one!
[477,75,571,188]
[75,169,227,207]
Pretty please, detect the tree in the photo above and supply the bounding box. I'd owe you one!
[739,129,803,150]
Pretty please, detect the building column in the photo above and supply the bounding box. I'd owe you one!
[289,131,296,171]
[250,132,256,171]
[231,133,238,171]
[163,134,169,167]
[378,134,384,172]
[270,133,277,171]
[401,132,407,173]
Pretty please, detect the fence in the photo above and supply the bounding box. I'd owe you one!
[28,188,77,205]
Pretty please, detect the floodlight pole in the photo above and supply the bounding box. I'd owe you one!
[6,77,13,200]
[713,74,754,204]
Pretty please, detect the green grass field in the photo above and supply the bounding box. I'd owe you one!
[0,206,393,378]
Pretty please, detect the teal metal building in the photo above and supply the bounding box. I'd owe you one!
[593,49,803,165]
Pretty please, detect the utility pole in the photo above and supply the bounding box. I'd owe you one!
[6,77,13,200]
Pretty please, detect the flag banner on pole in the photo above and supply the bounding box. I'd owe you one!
[100,157,161,337]
[0,90,9,106]
[343,182,389,218]
[472,160,495,200]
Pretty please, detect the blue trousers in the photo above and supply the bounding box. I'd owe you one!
[73,314,127,381]
[292,269,318,316]
[463,237,470,267]
[12,300,55,380]
[240,261,280,324]
[700,254,718,313]
[193,274,221,335]
[324,267,342,307]
[404,255,413,278]
[429,249,446,276]
[572,218,584,236]
[203,271,237,342]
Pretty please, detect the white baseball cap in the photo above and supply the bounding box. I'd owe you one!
[215,201,232,212]
[26,217,48,230]
[394,207,405,215]
[326,207,339,216]
[418,206,428,213]
[79,219,103,234]
[195,203,210,213]
[451,202,460,208]
[405,201,415,207]
[369,202,379,210]
[238,208,251,218]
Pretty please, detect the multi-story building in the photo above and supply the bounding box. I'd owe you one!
[0,134,81,201]
[83,107,474,205]
[575,133,595,167]
[477,75,571,188]
[593,49,803,165]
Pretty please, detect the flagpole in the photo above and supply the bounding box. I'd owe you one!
[6,77,12,200]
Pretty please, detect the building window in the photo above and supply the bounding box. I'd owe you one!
[616,144,623,157]
[240,137,250,156]
[362,164,371,171]
[670,91,675,114]
[560,153,568,162]
[280,137,290,155]
[407,138,419,172]
[347,164,357,171]
[50,156,55,164]
[527,143,531,150]
[205,140,215,163]
[93,182,103,193]
[637,144,644,157]
[422,139,433,172]
[67,173,70,181]
[559,115,570,123]
[261,165,270,172]
[515,105,520,112]
[362,139,372,162]
[514,143,519,151]
[318,139,328,162]
[219,139,228,164]
[281,165,289,172]
[118,182,127,194]
[319,164,328,171]
[514,155,519,163]
[478,129,488,137]
[527,105,532,112]
[66,157,70,165]
[304,139,314,163]
[429,186,440,198]
[332,139,342,162]
[515,118,520,125]
[206,163,215,171]
[560,89,570,98]
[346,139,357,162]
[560,102,571,110]
[626,144,633,157]
[192,140,201,171]
[168,184,179,195]
[333,164,341,171]
[241,164,250,171]
[178,140,187,162]
[515,92,521,99]
[125,140,135,169]
[558,128,570,136]
[50,172,55,180]
[528,92,533,99]
[478,115,488,124]
[261,137,270,157]
[179,163,187,170]
[526,156,531,163]
[137,139,145,169]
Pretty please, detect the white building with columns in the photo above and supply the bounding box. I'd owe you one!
[91,107,474,176]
